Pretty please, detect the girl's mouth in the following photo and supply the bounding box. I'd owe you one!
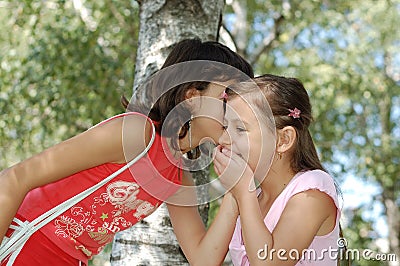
[220,146,243,159]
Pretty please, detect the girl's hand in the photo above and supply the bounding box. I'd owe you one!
[213,145,256,200]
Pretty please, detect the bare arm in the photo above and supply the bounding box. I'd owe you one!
[235,189,335,266]
[0,114,150,242]
[167,171,239,266]
[214,148,337,266]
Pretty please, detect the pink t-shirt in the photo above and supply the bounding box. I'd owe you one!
[229,170,341,266]
[12,112,182,263]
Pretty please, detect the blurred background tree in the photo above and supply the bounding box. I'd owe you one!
[0,0,139,167]
[1,0,398,265]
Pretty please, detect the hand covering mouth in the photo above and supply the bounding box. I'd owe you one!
[220,146,244,159]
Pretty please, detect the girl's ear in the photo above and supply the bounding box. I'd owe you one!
[184,87,201,111]
[184,87,201,101]
[276,126,297,153]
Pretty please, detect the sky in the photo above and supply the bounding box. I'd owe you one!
[341,174,388,238]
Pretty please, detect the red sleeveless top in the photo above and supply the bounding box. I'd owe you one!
[15,112,182,262]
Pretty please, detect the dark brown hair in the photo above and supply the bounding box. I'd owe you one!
[123,38,254,157]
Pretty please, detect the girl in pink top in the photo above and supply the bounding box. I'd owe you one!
[214,74,341,265]
[0,39,253,265]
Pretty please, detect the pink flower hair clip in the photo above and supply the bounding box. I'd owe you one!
[219,91,228,100]
[288,108,301,119]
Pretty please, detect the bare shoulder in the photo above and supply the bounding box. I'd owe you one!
[288,189,336,217]
[104,113,153,162]
[80,113,152,163]
[270,189,337,253]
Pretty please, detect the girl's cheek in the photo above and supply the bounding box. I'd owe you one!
[237,135,250,152]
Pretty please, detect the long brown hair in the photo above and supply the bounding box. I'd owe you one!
[123,38,254,156]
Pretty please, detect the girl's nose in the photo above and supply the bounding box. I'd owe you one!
[218,127,232,146]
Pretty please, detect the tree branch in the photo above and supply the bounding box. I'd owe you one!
[107,0,126,28]
[230,0,247,56]
[71,0,97,31]
[248,14,285,65]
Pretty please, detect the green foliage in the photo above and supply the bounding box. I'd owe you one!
[207,163,220,228]
[1,0,399,263]
[0,0,139,167]
[342,207,384,266]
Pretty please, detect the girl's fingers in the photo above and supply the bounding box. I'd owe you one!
[214,146,245,172]
[214,147,230,164]
[214,156,227,176]
[221,147,230,156]
[213,161,222,175]
[213,149,225,175]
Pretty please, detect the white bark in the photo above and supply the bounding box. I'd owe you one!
[384,197,400,266]
[132,0,225,93]
[230,0,247,55]
[111,204,187,265]
[219,25,237,52]
[111,0,224,265]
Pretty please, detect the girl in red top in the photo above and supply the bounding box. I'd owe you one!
[0,38,253,265]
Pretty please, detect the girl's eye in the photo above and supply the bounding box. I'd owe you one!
[222,125,228,130]
[236,127,246,132]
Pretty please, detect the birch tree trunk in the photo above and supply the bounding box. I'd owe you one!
[111,0,224,265]
[384,196,400,266]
